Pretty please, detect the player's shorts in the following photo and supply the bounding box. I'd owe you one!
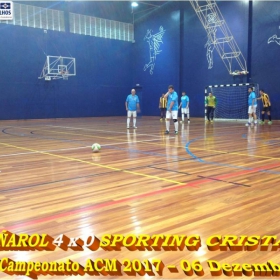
[262,106,271,112]
[166,110,178,119]
[181,107,189,114]
[127,110,137,117]
[248,105,257,114]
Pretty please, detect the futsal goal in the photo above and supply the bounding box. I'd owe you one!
[205,83,260,121]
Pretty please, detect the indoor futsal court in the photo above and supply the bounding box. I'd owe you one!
[1,116,280,279]
[1,0,280,279]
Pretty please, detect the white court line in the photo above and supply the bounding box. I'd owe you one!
[4,123,176,139]
[3,125,166,143]
[0,137,170,158]
[46,125,161,137]
[101,137,174,146]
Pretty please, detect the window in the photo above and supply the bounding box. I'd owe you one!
[69,13,134,42]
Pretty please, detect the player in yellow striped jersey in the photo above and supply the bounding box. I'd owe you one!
[258,89,272,125]
[159,93,167,121]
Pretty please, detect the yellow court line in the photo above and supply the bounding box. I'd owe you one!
[145,141,225,155]
[37,126,280,162]
[0,142,184,185]
[190,146,280,160]
[6,126,280,161]
[53,126,280,161]
[148,139,278,161]
[144,140,280,161]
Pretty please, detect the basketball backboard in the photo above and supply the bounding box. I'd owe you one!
[38,56,76,81]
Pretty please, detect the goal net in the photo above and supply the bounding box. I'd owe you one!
[205,83,260,121]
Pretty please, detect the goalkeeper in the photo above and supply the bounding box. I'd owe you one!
[205,92,217,123]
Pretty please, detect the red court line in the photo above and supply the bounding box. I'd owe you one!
[5,182,199,231]
[5,163,280,231]
[216,163,280,180]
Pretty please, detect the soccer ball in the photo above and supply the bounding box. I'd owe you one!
[92,143,101,153]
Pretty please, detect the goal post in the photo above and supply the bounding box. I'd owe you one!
[205,83,261,121]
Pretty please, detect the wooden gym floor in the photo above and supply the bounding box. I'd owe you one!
[0,116,280,279]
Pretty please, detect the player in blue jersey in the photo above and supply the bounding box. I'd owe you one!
[125,89,140,129]
[246,87,257,126]
[179,91,190,123]
[164,85,179,135]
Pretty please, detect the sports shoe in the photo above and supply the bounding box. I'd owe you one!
[133,126,137,129]
[127,127,130,129]
[259,121,264,125]
[188,120,190,123]
[175,131,178,135]
[268,121,272,125]
[160,118,163,121]
[245,122,251,126]
[206,120,210,123]
[165,130,169,134]
[210,120,214,123]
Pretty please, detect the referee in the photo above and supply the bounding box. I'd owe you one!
[159,93,167,121]
[258,89,272,125]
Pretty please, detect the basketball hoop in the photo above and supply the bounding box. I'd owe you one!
[61,69,69,80]
[230,70,248,76]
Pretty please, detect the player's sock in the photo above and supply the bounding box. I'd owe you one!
[187,113,190,120]
[262,113,265,122]
[248,117,251,124]
[174,121,178,132]
[133,118,136,127]
[127,118,130,127]
[269,115,272,121]
[166,120,170,131]
[182,114,184,121]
